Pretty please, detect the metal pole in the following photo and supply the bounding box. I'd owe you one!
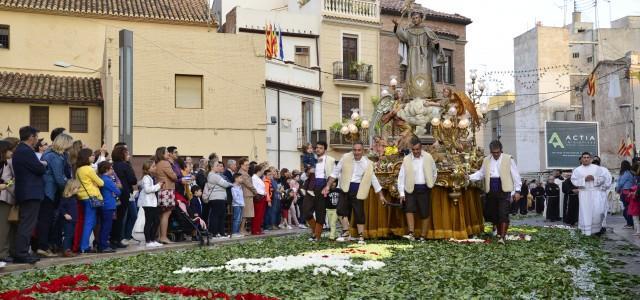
[277,90,281,169]
[119,29,133,153]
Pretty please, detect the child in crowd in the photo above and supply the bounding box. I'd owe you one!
[231,173,245,237]
[189,186,204,221]
[138,160,163,248]
[189,186,206,239]
[287,171,304,228]
[60,179,80,257]
[326,181,340,240]
[98,161,121,253]
[301,143,317,169]
[280,189,295,229]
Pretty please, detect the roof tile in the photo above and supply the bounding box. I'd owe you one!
[380,0,471,24]
[0,0,213,25]
[0,72,103,104]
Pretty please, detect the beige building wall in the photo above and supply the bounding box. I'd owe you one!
[0,10,267,160]
[319,21,380,155]
[0,103,102,147]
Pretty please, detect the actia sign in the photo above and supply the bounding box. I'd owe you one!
[545,121,599,169]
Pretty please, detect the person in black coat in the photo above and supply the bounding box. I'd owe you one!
[111,146,137,247]
[563,172,580,225]
[12,126,47,264]
[531,182,545,215]
[545,176,561,221]
[518,179,529,215]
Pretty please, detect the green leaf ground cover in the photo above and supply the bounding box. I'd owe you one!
[1,226,638,299]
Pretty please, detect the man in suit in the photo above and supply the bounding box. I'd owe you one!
[224,160,237,183]
[12,126,47,264]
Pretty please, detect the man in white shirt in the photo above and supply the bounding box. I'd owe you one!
[397,136,437,241]
[322,142,387,243]
[302,141,335,242]
[592,156,612,232]
[468,140,522,244]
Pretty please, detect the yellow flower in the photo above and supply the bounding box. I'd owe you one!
[304,244,412,261]
[384,146,398,156]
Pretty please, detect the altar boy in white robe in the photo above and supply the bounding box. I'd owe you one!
[592,156,612,230]
[571,152,608,236]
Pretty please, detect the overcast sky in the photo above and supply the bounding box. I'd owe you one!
[417,0,640,94]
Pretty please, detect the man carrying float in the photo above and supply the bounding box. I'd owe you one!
[397,136,438,241]
[322,142,387,244]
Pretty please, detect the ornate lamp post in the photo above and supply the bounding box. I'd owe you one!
[466,69,488,146]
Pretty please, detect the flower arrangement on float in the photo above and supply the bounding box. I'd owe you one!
[339,109,370,144]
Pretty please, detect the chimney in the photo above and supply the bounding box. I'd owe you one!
[572,11,581,24]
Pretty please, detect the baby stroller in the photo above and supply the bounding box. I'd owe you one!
[168,200,210,246]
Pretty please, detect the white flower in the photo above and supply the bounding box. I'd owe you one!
[348,124,358,134]
[361,120,370,129]
[340,126,349,135]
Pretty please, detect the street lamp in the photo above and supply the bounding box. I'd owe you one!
[53,61,101,72]
[466,69,488,147]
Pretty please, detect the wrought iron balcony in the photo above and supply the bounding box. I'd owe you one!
[329,127,370,147]
[322,0,380,23]
[332,61,373,85]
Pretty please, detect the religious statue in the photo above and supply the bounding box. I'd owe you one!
[393,8,446,100]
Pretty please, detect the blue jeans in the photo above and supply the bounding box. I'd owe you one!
[270,195,281,227]
[123,200,137,240]
[81,202,97,252]
[232,206,243,234]
[62,220,76,251]
[98,208,115,250]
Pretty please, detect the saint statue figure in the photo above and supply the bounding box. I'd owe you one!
[393,9,445,100]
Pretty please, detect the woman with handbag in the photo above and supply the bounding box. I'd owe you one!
[0,140,18,264]
[205,161,232,237]
[76,148,105,253]
[154,147,178,244]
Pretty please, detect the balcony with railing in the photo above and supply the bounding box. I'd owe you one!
[329,127,369,149]
[332,61,372,87]
[322,0,380,24]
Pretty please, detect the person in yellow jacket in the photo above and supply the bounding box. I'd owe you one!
[397,136,437,241]
[322,142,387,244]
[468,140,522,244]
[76,148,105,253]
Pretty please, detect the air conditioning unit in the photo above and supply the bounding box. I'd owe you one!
[310,130,327,145]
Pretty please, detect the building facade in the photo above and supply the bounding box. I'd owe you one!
[580,51,640,170]
[379,0,470,98]
[513,13,640,173]
[0,0,267,163]
[224,5,323,169]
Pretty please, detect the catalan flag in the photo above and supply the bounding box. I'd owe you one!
[618,137,626,156]
[265,24,278,59]
[623,137,635,157]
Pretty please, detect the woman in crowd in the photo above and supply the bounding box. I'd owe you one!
[237,158,257,235]
[206,160,232,237]
[154,147,178,244]
[68,140,84,174]
[111,146,137,247]
[37,133,73,257]
[76,149,104,253]
[251,163,267,235]
[0,140,17,263]
[138,160,163,248]
[616,160,636,229]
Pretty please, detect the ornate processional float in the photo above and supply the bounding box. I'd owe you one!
[334,1,488,239]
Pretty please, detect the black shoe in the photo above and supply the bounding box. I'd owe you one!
[81,248,97,254]
[98,247,116,253]
[13,256,38,264]
[112,242,127,249]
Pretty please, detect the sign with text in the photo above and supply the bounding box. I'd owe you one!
[545,121,599,169]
